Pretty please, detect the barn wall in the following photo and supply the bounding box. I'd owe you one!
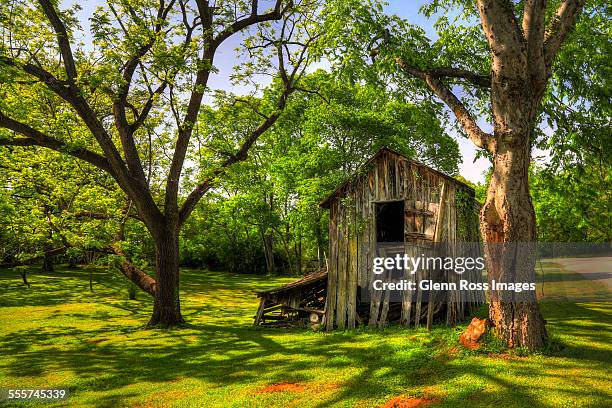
[325,150,481,330]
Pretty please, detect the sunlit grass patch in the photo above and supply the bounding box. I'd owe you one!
[0,265,610,407]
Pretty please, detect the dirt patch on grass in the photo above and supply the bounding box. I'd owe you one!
[447,347,459,356]
[257,383,306,393]
[380,396,439,408]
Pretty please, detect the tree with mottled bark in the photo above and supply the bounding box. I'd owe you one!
[0,0,320,326]
[323,0,589,348]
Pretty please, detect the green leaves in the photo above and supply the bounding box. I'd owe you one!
[531,159,611,242]
[179,70,461,272]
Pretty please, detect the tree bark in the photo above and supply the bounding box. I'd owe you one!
[481,137,547,348]
[481,43,548,347]
[110,245,157,296]
[42,247,54,272]
[262,229,276,274]
[148,227,184,327]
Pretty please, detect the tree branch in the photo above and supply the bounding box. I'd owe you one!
[523,0,547,88]
[165,0,290,221]
[178,88,294,226]
[523,0,546,48]
[476,0,525,57]
[0,55,72,100]
[428,67,491,88]
[212,0,287,48]
[544,0,586,67]
[0,112,113,173]
[112,1,176,184]
[109,244,157,296]
[37,0,78,84]
[396,57,495,153]
[0,56,131,177]
[131,83,168,132]
[72,210,143,222]
[177,4,313,225]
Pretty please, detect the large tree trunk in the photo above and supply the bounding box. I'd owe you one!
[148,228,184,327]
[481,118,547,349]
[42,248,54,272]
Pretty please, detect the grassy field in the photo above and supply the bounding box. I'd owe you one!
[0,263,610,407]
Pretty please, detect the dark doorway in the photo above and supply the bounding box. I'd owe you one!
[375,201,404,242]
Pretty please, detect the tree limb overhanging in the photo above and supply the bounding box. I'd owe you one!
[0,112,113,172]
[395,57,496,153]
[391,0,584,157]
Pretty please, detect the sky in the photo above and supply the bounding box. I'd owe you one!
[71,0,492,184]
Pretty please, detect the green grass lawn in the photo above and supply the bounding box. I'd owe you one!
[0,264,610,407]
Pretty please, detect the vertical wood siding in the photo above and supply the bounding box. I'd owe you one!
[324,149,482,330]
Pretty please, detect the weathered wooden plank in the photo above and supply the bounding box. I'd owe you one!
[254,298,267,325]
[336,203,348,329]
[347,207,358,328]
[405,232,433,241]
[326,203,338,331]
[427,181,448,331]
[405,208,435,216]
[378,275,391,328]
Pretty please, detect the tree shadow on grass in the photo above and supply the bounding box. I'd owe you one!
[1,267,610,407]
[2,315,610,407]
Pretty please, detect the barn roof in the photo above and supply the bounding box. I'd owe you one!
[256,269,328,296]
[319,147,475,209]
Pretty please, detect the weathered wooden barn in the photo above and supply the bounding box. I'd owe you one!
[320,148,484,330]
[254,148,484,330]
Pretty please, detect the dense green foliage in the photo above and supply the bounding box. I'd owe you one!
[531,162,611,243]
[180,72,460,273]
[0,0,609,278]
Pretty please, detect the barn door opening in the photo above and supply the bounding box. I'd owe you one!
[375,201,405,243]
